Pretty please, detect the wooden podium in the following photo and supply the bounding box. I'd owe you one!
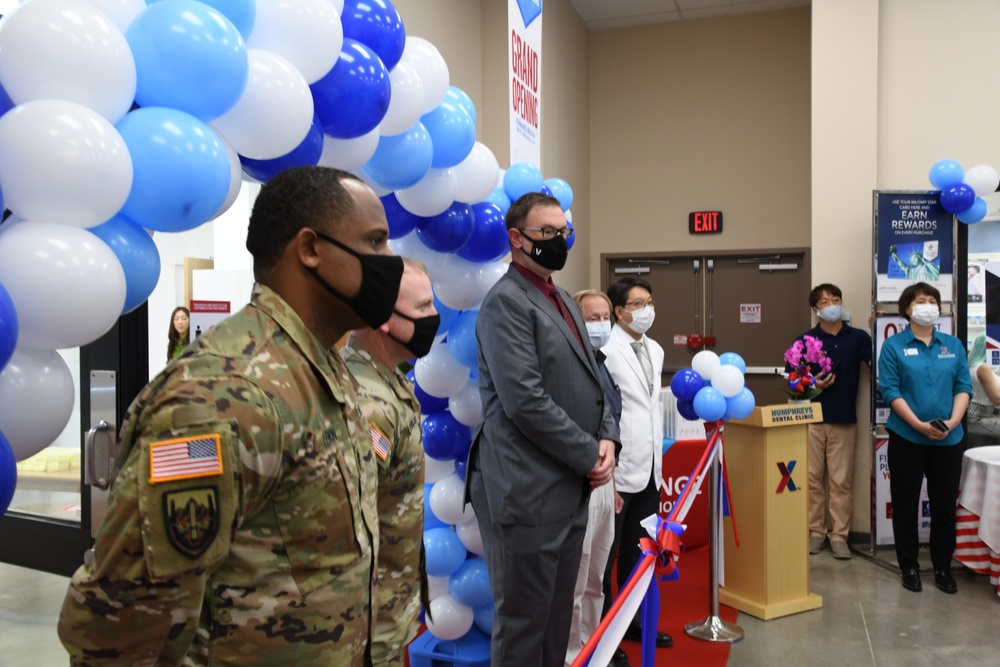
[718,404,823,620]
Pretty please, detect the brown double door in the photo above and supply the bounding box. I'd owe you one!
[602,249,811,403]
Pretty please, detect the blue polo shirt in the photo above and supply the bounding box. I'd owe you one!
[878,326,972,446]
[789,324,872,424]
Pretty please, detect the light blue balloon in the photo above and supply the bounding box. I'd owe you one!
[928,159,964,190]
[484,187,511,214]
[445,86,477,125]
[718,352,747,374]
[693,386,727,422]
[421,100,476,168]
[725,387,756,421]
[957,197,988,224]
[127,0,249,120]
[117,107,231,232]
[544,177,573,211]
[88,215,162,314]
[473,599,494,635]
[424,527,467,577]
[447,310,479,369]
[434,293,458,336]
[503,162,544,202]
[449,558,491,608]
[362,122,433,190]
[147,0,255,40]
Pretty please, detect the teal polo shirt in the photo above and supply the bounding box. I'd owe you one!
[878,326,972,446]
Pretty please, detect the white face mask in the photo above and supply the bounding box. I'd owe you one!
[909,303,939,326]
[816,304,843,323]
[585,321,612,348]
[625,306,655,335]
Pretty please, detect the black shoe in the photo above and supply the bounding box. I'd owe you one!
[901,568,922,592]
[624,625,673,648]
[934,570,957,594]
[610,646,631,667]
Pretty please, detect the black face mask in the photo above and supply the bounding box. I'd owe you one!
[309,230,404,329]
[388,309,441,358]
[524,233,569,271]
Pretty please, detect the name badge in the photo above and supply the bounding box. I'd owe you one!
[938,353,956,359]
[904,348,918,356]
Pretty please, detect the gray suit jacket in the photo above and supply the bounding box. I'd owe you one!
[466,265,620,525]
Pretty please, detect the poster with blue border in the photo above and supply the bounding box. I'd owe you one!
[875,192,954,302]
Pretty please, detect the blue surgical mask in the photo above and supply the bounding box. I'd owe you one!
[585,321,612,348]
[817,304,843,323]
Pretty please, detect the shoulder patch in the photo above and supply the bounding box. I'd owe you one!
[369,422,393,462]
[162,486,220,558]
[149,434,223,484]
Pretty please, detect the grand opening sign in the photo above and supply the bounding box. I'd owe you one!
[508,0,542,167]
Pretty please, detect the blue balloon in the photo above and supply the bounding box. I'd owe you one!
[362,122,433,189]
[539,184,553,197]
[693,386,727,422]
[544,177,574,211]
[421,100,476,169]
[117,107,231,232]
[449,558,491,608]
[341,0,406,71]
[127,0,248,120]
[0,431,14,518]
[457,203,509,263]
[928,159,964,189]
[88,215,162,314]
[0,281,17,372]
[445,86,477,125]
[312,38,390,139]
[566,221,576,251]
[407,369,449,414]
[416,202,476,253]
[725,387,756,421]
[423,411,472,461]
[676,399,699,422]
[424,483,448,530]
[434,294,459,335]
[484,186,512,214]
[474,599,494,635]
[382,193,420,238]
[448,310,479,369]
[147,0,256,40]
[940,182,976,214]
[240,114,324,182]
[0,81,13,121]
[424,527,467,577]
[718,352,747,374]
[503,162,544,202]
[454,454,468,481]
[670,369,704,402]
[957,197,989,224]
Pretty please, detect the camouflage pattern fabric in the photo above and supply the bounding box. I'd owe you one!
[342,339,424,666]
[58,285,380,666]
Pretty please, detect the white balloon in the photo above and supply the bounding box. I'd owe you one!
[210,49,314,160]
[0,346,75,462]
[211,135,243,220]
[565,209,573,223]
[429,473,474,525]
[426,594,474,641]
[424,456,455,484]
[433,256,503,311]
[414,342,469,398]
[964,165,1000,199]
[691,350,721,381]
[0,100,132,228]
[0,0,137,123]
[456,518,485,556]
[427,575,450,601]
[448,378,482,427]
[0,221,127,349]
[79,0,146,34]
[387,232,450,281]
[453,142,500,205]
[319,127,380,170]
[710,364,745,398]
[395,168,457,218]
[400,37,449,113]
[329,0,343,15]
[380,60,425,136]
[247,0,343,83]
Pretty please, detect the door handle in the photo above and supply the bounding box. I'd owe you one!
[85,420,115,490]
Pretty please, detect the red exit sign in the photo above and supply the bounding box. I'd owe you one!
[689,211,723,234]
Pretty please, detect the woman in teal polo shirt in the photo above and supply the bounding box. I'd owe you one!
[878,282,971,594]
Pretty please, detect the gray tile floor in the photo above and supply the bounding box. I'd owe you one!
[1,544,997,666]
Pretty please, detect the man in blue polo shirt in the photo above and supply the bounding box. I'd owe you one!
[790,284,872,560]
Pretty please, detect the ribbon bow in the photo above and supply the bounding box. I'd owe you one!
[640,516,685,582]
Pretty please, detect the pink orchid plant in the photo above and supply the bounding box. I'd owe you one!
[782,335,832,400]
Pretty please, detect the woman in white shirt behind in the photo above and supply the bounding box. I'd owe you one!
[965,332,1000,448]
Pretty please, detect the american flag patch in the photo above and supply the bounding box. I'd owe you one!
[149,434,224,484]
[370,422,392,461]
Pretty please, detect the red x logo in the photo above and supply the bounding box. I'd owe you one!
[776,460,798,493]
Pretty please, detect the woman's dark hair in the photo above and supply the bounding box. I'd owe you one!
[607,277,653,323]
[897,282,940,321]
[167,306,190,359]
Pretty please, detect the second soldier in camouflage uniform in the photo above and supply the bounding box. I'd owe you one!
[58,167,403,666]
[342,258,440,665]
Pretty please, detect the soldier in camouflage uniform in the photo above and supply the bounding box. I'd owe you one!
[57,167,404,666]
[342,258,440,666]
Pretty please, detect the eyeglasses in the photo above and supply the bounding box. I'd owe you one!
[520,226,572,240]
[625,299,655,309]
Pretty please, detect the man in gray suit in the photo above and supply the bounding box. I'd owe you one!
[466,192,619,666]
